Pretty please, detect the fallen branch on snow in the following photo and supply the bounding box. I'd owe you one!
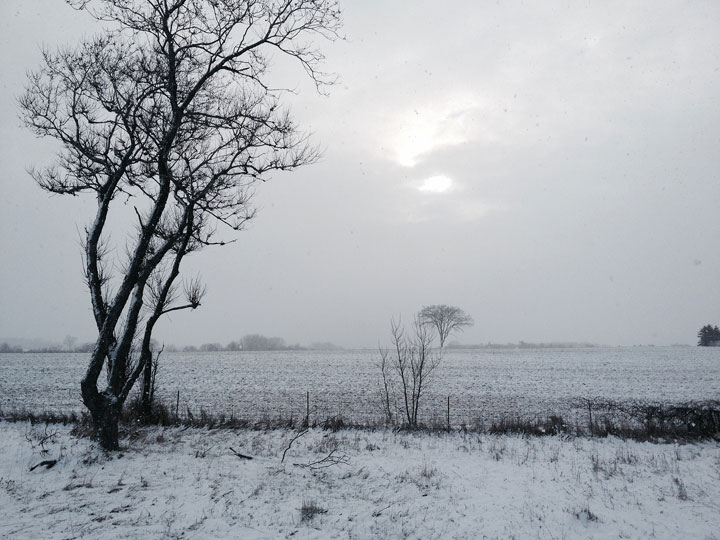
[29,459,58,471]
[229,447,253,460]
[295,449,350,470]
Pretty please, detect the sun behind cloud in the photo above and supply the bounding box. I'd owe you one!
[417,174,454,193]
[390,95,481,168]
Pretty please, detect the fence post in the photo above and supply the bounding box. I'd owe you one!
[447,395,451,431]
[175,389,180,420]
[305,391,310,428]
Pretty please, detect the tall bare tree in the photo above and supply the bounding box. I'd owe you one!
[418,305,474,348]
[20,0,341,450]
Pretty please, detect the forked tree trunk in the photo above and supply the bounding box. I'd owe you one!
[84,393,122,451]
[82,365,126,451]
[96,403,121,451]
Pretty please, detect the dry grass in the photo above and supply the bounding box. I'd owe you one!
[3,398,718,444]
[300,499,327,522]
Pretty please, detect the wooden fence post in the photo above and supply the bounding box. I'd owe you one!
[305,391,310,428]
[447,395,451,431]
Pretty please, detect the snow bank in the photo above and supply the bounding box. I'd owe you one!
[1,422,718,539]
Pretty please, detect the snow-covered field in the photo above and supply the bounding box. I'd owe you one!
[2,347,720,424]
[1,421,719,539]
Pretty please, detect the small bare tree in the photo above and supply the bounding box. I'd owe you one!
[380,317,444,427]
[139,340,163,422]
[20,0,341,450]
[377,347,395,424]
[418,305,474,348]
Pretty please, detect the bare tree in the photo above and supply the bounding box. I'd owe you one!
[19,0,341,450]
[377,347,395,424]
[418,305,474,348]
[139,342,163,422]
[381,317,443,427]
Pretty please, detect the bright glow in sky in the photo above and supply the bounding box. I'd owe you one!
[390,96,480,167]
[417,175,454,194]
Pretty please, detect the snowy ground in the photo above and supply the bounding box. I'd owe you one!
[1,422,719,539]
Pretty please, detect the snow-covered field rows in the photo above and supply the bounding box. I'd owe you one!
[1,421,719,539]
[2,347,719,424]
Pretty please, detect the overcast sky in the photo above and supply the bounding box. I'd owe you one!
[1,0,719,348]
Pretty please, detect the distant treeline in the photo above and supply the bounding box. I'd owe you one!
[0,335,344,354]
[180,336,344,352]
[182,334,299,352]
[0,343,23,353]
[446,341,599,350]
[0,341,96,354]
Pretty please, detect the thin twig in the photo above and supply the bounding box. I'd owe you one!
[281,429,308,463]
[296,448,350,470]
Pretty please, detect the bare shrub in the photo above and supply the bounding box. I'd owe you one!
[420,462,438,479]
[575,398,720,440]
[377,348,396,424]
[378,317,444,428]
[674,477,689,500]
[321,416,346,432]
[300,500,327,522]
[573,504,599,522]
[24,425,59,454]
[488,415,570,437]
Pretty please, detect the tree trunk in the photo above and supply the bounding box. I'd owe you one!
[82,382,123,451]
[140,350,152,423]
[96,404,121,451]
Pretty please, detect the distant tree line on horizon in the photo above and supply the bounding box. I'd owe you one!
[182,334,301,352]
[0,336,97,354]
[0,334,344,354]
[0,343,23,353]
[6,326,719,354]
[177,335,345,352]
[445,340,599,350]
[2,338,600,353]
